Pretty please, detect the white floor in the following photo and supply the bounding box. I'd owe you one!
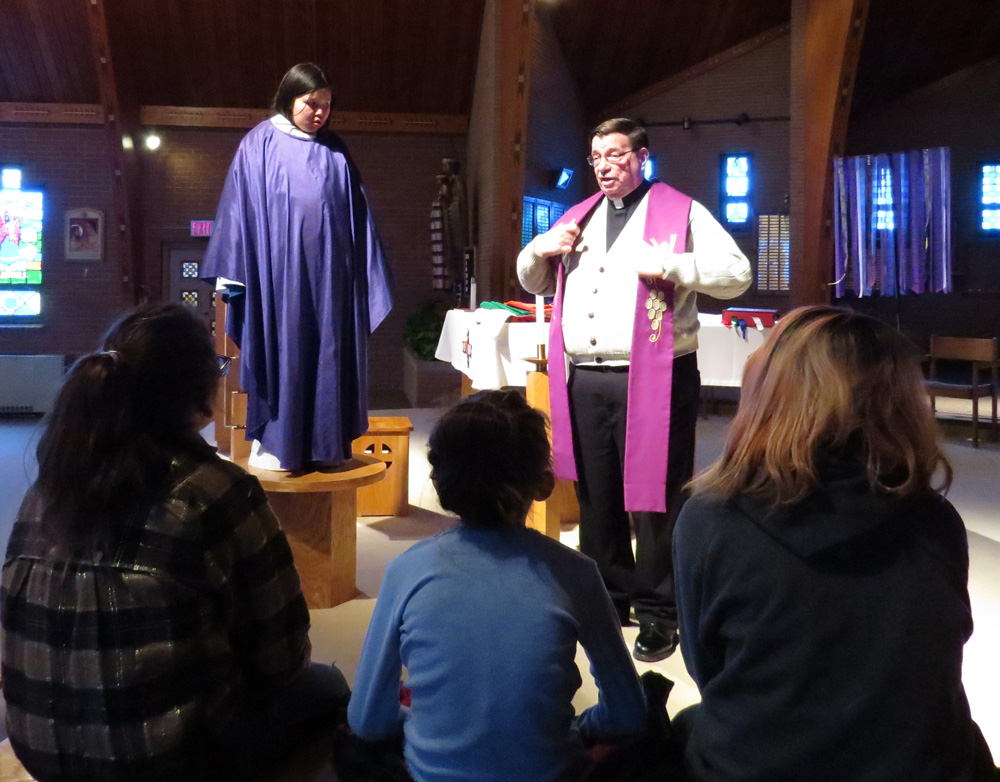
[1,407,998,760]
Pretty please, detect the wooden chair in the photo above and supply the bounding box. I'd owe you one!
[926,336,1000,448]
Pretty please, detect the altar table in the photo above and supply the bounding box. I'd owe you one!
[436,309,773,390]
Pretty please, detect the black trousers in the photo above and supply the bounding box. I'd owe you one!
[568,353,700,626]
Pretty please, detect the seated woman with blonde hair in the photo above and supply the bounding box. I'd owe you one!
[673,305,996,781]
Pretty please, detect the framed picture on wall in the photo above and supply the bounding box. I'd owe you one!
[65,208,104,262]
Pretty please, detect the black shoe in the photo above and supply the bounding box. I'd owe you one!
[633,622,679,662]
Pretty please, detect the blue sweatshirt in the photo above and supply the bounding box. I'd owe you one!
[349,524,646,782]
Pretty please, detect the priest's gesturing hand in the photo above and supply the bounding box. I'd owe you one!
[532,219,580,257]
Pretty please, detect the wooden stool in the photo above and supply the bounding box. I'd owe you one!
[243,455,385,609]
[352,416,413,517]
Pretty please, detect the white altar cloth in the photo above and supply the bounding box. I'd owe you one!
[435,308,773,391]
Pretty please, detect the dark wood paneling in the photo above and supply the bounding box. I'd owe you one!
[852,0,1000,112]
[549,0,790,118]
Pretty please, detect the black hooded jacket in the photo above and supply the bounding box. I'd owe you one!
[673,460,995,781]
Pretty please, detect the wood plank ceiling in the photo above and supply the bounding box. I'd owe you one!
[2,0,1000,122]
[851,0,1000,112]
[545,0,791,119]
[0,0,486,115]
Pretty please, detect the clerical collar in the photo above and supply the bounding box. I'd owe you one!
[609,179,652,211]
[270,113,316,140]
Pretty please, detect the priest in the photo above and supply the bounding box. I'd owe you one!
[517,118,751,662]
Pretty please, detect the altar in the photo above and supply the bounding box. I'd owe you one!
[435,308,773,391]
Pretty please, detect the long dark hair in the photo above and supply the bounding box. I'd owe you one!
[34,303,219,540]
[271,62,334,126]
[690,306,951,505]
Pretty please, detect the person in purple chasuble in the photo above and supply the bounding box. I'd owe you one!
[202,63,393,472]
[517,118,751,662]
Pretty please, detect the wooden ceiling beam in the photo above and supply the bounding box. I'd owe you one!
[84,0,141,304]
[601,22,792,121]
[789,0,869,307]
[0,102,469,135]
[140,106,469,134]
[0,102,104,124]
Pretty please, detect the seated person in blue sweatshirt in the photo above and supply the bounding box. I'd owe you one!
[348,389,647,782]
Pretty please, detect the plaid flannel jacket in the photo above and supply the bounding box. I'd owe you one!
[1,453,311,781]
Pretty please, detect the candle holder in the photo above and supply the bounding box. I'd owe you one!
[525,343,548,370]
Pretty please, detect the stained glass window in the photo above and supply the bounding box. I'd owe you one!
[874,167,895,231]
[982,163,1000,231]
[0,290,41,317]
[1,167,43,318]
[181,290,199,306]
[721,155,751,229]
[181,261,200,278]
[522,197,566,249]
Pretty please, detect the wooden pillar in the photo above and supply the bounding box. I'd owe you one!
[789,0,868,307]
[490,0,535,302]
[84,0,142,304]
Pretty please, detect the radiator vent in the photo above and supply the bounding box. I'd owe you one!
[0,355,64,415]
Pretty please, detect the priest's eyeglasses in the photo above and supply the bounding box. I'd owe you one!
[586,149,635,167]
[217,355,233,376]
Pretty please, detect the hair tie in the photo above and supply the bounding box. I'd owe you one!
[100,350,121,364]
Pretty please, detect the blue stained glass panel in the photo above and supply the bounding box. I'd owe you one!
[0,289,41,316]
[726,203,749,223]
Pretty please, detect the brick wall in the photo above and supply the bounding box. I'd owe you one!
[524,7,586,207]
[1,122,465,403]
[0,124,125,356]
[599,35,792,313]
[465,0,498,302]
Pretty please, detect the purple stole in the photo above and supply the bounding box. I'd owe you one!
[547,182,692,513]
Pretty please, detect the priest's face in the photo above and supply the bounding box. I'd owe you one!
[590,132,648,201]
[291,89,333,133]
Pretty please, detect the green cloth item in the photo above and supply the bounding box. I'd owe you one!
[480,301,532,316]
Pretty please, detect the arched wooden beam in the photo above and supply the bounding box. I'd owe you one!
[84,0,142,304]
[789,0,869,307]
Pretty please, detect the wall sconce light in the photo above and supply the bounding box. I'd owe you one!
[144,133,162,151]
[554,168,574,189]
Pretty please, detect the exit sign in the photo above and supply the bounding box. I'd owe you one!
[190,220,213,237]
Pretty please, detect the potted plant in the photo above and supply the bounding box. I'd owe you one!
[402,300,460,407]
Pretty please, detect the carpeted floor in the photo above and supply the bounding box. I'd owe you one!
[1,405,999,758]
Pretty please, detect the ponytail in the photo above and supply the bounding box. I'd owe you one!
[34,303,219,545]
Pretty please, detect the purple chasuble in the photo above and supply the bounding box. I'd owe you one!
[548,182,691,512]
[202,119,394,471]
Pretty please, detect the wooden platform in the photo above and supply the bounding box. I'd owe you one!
[242,455,386,609]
